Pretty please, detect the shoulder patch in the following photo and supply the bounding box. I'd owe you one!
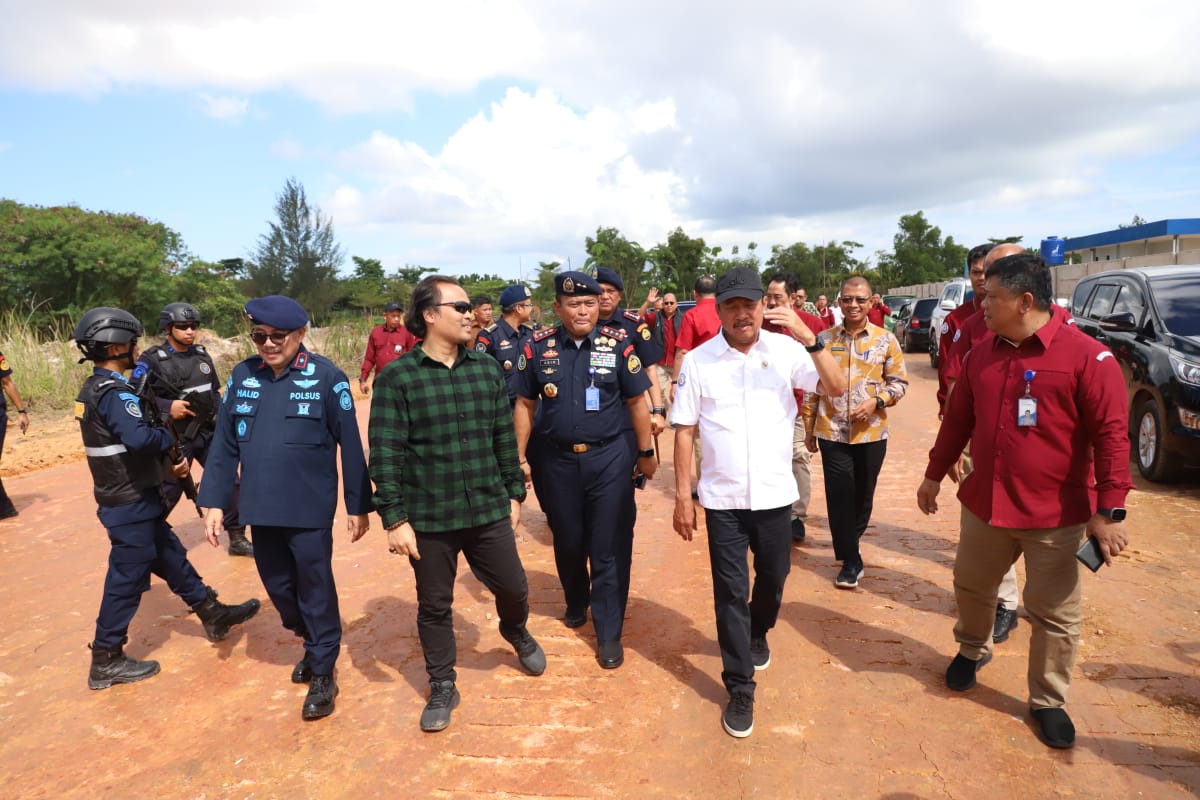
[533,327,558,342]
[623,309,641,322]
[483,322,498,332]
[155,348,171,360]
[952,329,962,342]
[195,344,207,354]
[600,324,627,341]
[623,343,635,358]
[940,321,950,335]
[475,341,488,352]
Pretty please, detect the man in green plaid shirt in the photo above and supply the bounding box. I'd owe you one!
[368,275,546,733]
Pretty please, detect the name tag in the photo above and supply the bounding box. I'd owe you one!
[1017,396,1038,427]
[585,385,600,411]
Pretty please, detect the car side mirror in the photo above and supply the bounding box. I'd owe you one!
[1098,312,1137,332]
[940,300,956,311]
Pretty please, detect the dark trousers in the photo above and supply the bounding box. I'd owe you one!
[704,506,793,696]
[529,438,636,643]
[409,517,531,683]
[251,525,341,675]
[164,436,242,530]
[818,438,888,569]
[94,516,209,648]
[0,417,12,514]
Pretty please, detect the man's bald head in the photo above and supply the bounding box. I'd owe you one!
[983,243,1025,268]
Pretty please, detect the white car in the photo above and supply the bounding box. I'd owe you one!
[928,278,973,369]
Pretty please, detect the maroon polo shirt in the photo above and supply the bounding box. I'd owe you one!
[361,324,418,381]
[675,297,721,353]
[925,308,1133,528]
[763,308,826,409]
[942,307,989,388]
[936,296,982,413]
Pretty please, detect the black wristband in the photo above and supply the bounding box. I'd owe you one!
[637,448,655,458]
[651,405,666,416]
[804,340,825,353]
[16,408,27,413]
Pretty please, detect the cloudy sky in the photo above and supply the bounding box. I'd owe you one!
[2,0,1198,282]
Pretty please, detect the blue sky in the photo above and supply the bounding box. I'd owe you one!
[3,1,1199,285]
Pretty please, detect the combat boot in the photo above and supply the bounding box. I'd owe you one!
[227,527,254,558]
[88,643,160,690]
[191,587,261,642]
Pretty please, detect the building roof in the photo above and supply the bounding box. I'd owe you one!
[1064,218,1200,251]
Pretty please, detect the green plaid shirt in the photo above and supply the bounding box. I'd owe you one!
[368,343,526,533]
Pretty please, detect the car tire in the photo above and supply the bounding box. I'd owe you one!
[929,342,939,369]
[1134,397,1181,482]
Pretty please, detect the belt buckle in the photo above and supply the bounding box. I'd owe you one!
[571,443,588,453]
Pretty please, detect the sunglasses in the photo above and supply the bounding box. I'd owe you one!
[250,329,294,346]
[437,301,473,314]
[840,296,870,305]
[662,301,677,305]
[173,322,199,330]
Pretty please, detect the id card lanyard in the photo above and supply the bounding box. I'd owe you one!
[585,366,600,411]
[1017,369,1037,427]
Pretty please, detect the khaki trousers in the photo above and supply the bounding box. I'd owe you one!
[960,448,1019,610]
[790,416,811,521]
[953,507,1084,709]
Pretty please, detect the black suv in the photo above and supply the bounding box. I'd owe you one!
[893,297,939,353]
[1071,265,1200,481]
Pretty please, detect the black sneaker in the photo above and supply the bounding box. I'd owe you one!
[722,692,754,738]
[750,636,771,671]
[790,518,806,543]
[504,627,546,676]
[993,606,1019,643]
[1030,707,1076,749]
[563,607,587,629]
[421,680,461,732]
[834,564,864,589]
[945,652,992,691]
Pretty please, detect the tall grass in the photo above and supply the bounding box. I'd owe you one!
[0,308,93,413]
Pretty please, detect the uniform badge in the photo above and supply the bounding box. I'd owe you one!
[300,361,316,377]
[543,367,557,375]
[940,322,949,335]
[499,340,511,348]
[124,399,142,418]
[544,383,558,398]
[503,360,513,371]
[242,376,262,388]
[677,371,687,387]
[298,402,311,415]
[595,368,611,375]
[293,378,319,388]
[235,402,254,414]
[640,326,651,340]
[199,362,212,374]
[476,341,488,352]
[74,400,85,420]
[517,354,527,371]
[339,391,353,411]
[627,354,642,374]
[237,419,248,438]
[952,330,961,343]
[562,276,575,293]
[542,348,559,358]
[547,338,556,348]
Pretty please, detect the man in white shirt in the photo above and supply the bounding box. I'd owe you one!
[670,267,845,739]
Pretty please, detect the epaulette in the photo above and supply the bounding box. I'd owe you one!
[623,309,642,323]
[533,326,558,342]
[194,344,207,354]
[150,346,170,360]
[483,322,498,332]
[599,324,627,341]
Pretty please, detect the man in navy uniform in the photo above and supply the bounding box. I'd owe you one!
[72,307,260,690]
[138,302,252,556]
[199,295,373,721]
[594,267,668,435]
[474,283,535,406]
[512,271,657,670]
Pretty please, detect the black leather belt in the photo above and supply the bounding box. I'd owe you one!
[554,435,620,453]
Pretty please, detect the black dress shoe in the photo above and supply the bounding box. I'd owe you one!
[993,606,1019,643]
[564,608,587,629]
[790,518,806,543]
[945,652,992,691]
[302,674,338,720]
[292,658,312,684]
[1031,707,1075,749]
[597,640,624,670]
[0,506,18,520]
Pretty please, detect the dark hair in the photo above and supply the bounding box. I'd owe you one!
[967,243,995,267]
[840,274,873,296]
[694,275,717,296]
[984,253,1052,310]
[406,275,458,338]
[471,295,492,309]
[766,272,800,295]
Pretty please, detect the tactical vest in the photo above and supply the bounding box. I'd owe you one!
[143,343,219,434]
[76,375,163,507]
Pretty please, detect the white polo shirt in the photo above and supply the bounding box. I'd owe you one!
[670,328,820,510]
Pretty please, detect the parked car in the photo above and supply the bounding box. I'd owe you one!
[928,278,974,368]
[893,297,939,354]
[1071,265,1200,481]
[881,293,915,330]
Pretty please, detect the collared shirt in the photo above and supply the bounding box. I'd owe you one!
[675,297,721,353]
[936,296,982,412]
[926,308,1134,528]
[644,309,680,366]
[671,329,820,510]
[802,322,908,444]
[763,308,827,407]
[369,343,525,533]
[942,307,989,388]
[361,324,418,381]
[867,303,891,328]
[474,316,534,402]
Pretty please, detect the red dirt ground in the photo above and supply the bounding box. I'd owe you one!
[1,359,1197,799]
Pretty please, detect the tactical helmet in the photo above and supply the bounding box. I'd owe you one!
[159,302,201,330]
[73,307,143,362]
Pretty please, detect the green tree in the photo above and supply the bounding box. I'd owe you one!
[249,177,345,318]
[173,259,253,336]
[1118,215,1148,229]
[584,227,649,303]
[877,211,967,287]
[646,227,709,296]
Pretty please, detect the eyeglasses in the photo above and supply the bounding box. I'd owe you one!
[662,301,677,306]
[839,296,870,305]
[250,329,294,346]
[437,301,473,314]
[514,302,533,309]
[173,322,198,330]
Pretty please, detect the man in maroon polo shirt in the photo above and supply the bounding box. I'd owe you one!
[360,302,418,395]
[935,244,994,415]
[917,252,1133,750]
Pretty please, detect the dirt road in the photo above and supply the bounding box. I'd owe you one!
[1,359,1197,799]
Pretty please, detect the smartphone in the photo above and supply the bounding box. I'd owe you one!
[632,472,647,490]
[1076,536,1104,572]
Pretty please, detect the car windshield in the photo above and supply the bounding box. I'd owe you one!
[1149,275,1200,336]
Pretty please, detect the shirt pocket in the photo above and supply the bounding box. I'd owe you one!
[285,401,326,446]
[231,400,258,443]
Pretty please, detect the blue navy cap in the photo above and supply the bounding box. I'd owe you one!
[245,295,308,329]
[555,271,601,297]
[499,284,531,308]
[594,267,623,292]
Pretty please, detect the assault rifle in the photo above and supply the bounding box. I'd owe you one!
[130,364,202,516]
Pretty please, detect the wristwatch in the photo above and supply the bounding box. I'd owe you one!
[637,448,655,458]
[1097,508,1127,521]
[875,396,886,411]
[650,405,666,416]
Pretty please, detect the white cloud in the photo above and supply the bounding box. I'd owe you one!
[269,137,304,159]
[198,93,248,120]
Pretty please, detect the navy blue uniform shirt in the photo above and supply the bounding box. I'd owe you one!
[198,346,373,526]
[474,317,534,401]
[514,326,650,445]
[601,308,664,368]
